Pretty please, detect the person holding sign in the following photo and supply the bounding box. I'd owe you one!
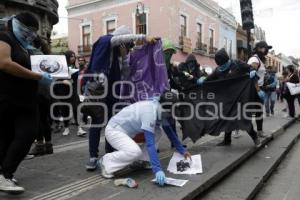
[0,12,52,193]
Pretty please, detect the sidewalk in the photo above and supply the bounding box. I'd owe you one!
[0,101,298,200]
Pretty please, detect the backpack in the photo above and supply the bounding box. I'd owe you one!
[80,74,107,119]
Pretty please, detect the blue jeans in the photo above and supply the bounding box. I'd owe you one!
[265,91,276,114]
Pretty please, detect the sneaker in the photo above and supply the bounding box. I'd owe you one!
[45,143,53,155]
[257,131,267,138]
[266,113,270,117]
[233,130,242,139]
[86,157,98,171]
[217,140,231,146]
[29,143,45,156]
[98,158,114,179]
[77,127,87,137]
[62,128,70,136]
[0,175,24,193]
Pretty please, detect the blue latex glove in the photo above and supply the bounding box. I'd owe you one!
[258,90,265,101]
[197,76,206,86]
[249,70,256,79]
[39,73,53,87]
[155,171,166,186]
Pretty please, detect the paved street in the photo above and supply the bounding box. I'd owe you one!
[0,101,298,200]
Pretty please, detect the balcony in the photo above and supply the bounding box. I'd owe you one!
[209,46,218,55]
[78,45,92,56]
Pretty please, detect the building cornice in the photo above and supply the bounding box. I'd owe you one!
[67,0,106,10]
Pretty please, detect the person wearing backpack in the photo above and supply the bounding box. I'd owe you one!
[247,41,273,138]
[84,25,155,171]
[262,66,278,116]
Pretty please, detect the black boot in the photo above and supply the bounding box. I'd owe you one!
[29,143,45,156]
[217,132,232,146]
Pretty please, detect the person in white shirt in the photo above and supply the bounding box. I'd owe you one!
[98,92,191,186]
[247,41,272,138]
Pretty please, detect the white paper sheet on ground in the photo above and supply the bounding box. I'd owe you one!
[31,55,70,79]
[167,152,203,174]
[151,177,189,187]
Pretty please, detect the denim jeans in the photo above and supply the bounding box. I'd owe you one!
[265,91,276,114]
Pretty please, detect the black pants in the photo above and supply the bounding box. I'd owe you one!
[37,95,52,142]
[0,98,38,179]
[224,125,258,143]
[286,95,296,117]
[255,101,264,131]
[53,99,71,127]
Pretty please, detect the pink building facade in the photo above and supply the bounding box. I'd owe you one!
[67,0,237,70]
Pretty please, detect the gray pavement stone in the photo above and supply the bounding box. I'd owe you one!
[0,102,298,200]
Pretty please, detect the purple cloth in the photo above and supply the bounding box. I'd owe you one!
[120,40,170,102]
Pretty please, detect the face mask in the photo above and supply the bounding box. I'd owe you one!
[218,60,231,72]
[12,18,37,49]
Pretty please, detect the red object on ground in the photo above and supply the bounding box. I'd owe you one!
[133,133,145,143]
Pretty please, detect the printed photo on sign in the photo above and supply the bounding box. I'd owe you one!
[30,55,70,79]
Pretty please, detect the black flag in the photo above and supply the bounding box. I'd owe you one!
[176,75,260,142]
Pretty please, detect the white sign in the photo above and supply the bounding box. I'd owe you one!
[31,55,70,79]
[167,152,203,175]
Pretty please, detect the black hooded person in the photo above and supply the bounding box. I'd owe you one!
[177,54,204,90]
[198,48,261,147]
[247,41,273,138]
[0,12,53,193]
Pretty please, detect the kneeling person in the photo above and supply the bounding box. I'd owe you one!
[99,94,191,186]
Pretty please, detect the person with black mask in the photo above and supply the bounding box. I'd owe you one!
[0,12,52,193]
[178,54,203,90]
[247,41,273,138]
[200,48,261,147]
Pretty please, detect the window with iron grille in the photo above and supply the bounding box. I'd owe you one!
[180,15,187,37]
[82,25,91,48]
[197,23,202,44]
[229,40,232,58]
[209,29,214,50]
[136,13,147,34]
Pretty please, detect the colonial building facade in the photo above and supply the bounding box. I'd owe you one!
[67,0,238,70]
